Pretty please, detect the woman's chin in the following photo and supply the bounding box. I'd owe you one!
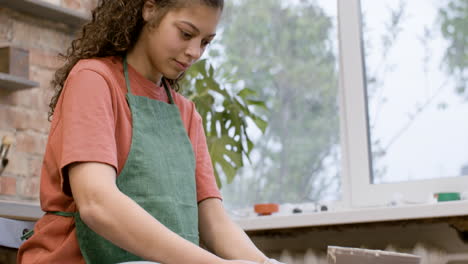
[163,70,184,80]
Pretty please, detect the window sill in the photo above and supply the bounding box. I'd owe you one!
[234,200,468,231]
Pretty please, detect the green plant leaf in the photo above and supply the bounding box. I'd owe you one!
[252,116,268,133]
[182,60,269,188]
[237,87,258,98]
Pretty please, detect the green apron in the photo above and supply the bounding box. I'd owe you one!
[52,56,199,264]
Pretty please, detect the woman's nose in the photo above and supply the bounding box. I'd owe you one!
[185,42,202,60]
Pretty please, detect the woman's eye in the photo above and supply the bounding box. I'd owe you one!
[202,40,211,47]
[181,30,192,39]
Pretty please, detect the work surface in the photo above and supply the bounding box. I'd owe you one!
[235,201,468,254]
[0,200,467,253]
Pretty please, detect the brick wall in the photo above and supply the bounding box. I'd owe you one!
[0,0,96,202]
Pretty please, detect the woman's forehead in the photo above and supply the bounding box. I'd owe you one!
[166,5,222,34]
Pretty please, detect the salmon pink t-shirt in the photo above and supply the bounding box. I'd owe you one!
[17,56,222,264]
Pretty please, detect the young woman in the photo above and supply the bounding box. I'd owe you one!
[17,0,284,263]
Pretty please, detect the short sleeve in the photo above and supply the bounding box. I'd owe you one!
[192,112,223,203]
[57,69,118,194]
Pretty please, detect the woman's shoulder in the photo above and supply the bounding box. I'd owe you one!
[171,91,203,122]
[70,56,122,79]
[171,89,190,103]
[171,89,195,108]
[63,56,126,100]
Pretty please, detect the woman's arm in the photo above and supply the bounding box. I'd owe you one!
[198,198,269,263]
[69,162,253,264]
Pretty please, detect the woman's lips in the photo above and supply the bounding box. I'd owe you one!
[174,60,190,71]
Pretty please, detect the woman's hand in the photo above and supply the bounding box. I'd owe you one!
[224,260,261,264]
[264,259,286,264]
[224,259,286,264]
[222,258,287,264]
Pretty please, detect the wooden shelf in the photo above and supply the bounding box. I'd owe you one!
[0,200,42,221]
[0,72,38,90]
[0,0,90,30]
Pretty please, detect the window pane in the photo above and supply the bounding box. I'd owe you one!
[362,0,468,184]
[207,0,341,212]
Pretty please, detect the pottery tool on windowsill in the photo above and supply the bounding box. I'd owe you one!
[0,136,14,176]
[328,246,421,264]
[254,203,279,216]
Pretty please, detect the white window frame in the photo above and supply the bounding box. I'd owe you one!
[338,0,468,208]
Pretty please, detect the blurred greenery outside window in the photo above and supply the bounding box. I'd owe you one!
[184,0,342,213]
[182,0,468,212]
[362,0,468,184]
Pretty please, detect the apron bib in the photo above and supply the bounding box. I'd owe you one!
[52,56,199,264]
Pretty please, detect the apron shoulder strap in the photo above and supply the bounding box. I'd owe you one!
[161,78,175,105]
[123,55,175,105]
[123,56,132,94]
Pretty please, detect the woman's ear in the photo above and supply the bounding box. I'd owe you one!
[142,0,158,22]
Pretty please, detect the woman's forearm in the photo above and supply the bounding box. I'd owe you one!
[81,190,222,263]
[70,162,223,264]
[199,199,268,263]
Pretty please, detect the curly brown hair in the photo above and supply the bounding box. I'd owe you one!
[48,0,223,120]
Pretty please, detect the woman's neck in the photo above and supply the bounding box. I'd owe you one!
[126,45,162,85]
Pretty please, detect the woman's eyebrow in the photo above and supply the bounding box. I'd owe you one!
[179,21,216,37]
